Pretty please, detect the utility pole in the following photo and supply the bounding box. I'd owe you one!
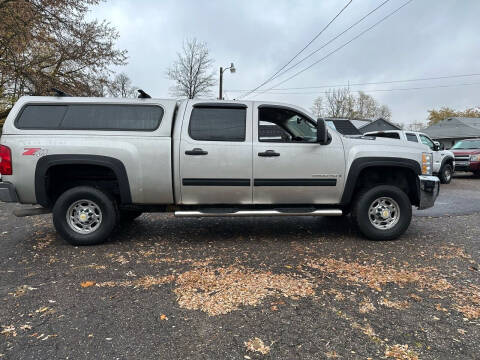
[218,63,236,100]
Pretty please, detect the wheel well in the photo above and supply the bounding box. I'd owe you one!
[443,157,454,167]
[351,166,419,206]
[44,164,121,206]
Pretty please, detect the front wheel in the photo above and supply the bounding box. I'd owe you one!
[53,186,119,246]
[439,164,453,184]
[352,185,412,241]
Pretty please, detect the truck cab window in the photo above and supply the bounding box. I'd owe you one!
[406,133,419,142]
[259,107,317,143]
[419,134,434,150]
[189,107,246,141]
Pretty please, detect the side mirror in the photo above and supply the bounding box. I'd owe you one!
[317,118,329,145]
[433,141,440,151]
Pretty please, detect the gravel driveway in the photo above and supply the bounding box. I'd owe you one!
[1,176,479,359]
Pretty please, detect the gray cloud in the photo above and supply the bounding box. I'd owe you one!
[92,0,480,125]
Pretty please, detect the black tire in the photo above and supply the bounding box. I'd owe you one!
[119,210,143,223]
[52,186,119,246]
[439,164,453,184]
[352,185,412,241]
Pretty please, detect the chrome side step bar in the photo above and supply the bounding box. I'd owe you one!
[175,209,343,217]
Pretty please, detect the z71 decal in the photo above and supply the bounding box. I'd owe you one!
[23,148,48,157]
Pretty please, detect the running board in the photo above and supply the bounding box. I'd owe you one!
[174,209,343,218]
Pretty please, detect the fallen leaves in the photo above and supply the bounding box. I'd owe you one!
[434,245,471,260]
[306,258,425,292]
[359,297,376,314]
[160,314,168,321]
[35,307,49,313]
[96,275,175,289]
[80,281,96,288]
[380,298,410,310]
[8,285,37,297]
[174,266,315,315]
[385,344,418,360]
[0,325,16,337]
[244,337,271,355]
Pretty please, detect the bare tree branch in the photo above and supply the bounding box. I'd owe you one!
[166,38,216,99]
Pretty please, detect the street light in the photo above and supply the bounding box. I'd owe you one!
[219,62,236,100]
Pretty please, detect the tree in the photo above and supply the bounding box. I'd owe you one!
[167,38,216,99]
[406,121,426,131]
[311,88,391,120]
[108,73,137,98]
[0,0,127,128]
[427,106,480,126]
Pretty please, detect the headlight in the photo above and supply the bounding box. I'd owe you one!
[470,154,480,162]
[422,152,433,175]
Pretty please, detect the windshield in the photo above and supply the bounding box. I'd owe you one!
[451,140,480,149]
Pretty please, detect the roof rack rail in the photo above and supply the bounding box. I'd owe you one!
[137,89,151,99]
[51,88,72,97]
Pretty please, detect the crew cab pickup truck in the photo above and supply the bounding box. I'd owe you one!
[364,130,455,184]
[0,96,440,245]
[450,138,480,176]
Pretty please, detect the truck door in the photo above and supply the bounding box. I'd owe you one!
[179,102,253,204]
[253,104,345,204]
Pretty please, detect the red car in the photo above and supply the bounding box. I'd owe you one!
[451,138,480,176]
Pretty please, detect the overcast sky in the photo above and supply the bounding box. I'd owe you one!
[92,0,480,126]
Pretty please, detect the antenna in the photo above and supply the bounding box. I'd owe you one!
[137,89,151,99]
[51,88,72,97]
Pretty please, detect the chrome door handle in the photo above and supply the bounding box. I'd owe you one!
[258,150,280,157]
[185,148,208,156]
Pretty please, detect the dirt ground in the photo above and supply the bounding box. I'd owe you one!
[1,175,479,359]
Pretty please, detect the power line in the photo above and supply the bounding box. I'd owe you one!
[266,0,392,86]
[251,0,414,98]
[226,73,480,92]
[238,0,353,99]
[228,81,480,96]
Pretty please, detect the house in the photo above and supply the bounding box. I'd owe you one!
[325,118,371,135]
[423,117,480,149]
[358,118,402,134]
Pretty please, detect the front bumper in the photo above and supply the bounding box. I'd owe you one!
[417,175,440,210]
[454,160,480,172]
[0,182,19,203]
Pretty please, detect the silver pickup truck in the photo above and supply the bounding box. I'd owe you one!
[0,96,440,245]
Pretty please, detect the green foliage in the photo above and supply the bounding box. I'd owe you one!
[427,106,480,126]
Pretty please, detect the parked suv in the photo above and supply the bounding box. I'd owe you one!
[450,138,480,176]
[0,96,440,245]
[364,130,455,184]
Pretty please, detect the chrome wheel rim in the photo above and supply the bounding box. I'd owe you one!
[66,199,103,234]
[444,168,451,182]
[368,197,400,230]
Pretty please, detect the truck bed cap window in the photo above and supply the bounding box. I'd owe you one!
[16,104,163,131]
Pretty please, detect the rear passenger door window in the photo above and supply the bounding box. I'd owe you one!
[189,107,246,141]
[406,133,419,142]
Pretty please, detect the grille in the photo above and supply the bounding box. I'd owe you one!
[454,155,470,162]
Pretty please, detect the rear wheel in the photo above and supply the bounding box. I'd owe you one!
[352,185,412,241]
[53,186,119,246]
[439,164,453,184]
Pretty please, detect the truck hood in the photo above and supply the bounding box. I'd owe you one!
[345,135,426,150]
[452,149,480,156]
